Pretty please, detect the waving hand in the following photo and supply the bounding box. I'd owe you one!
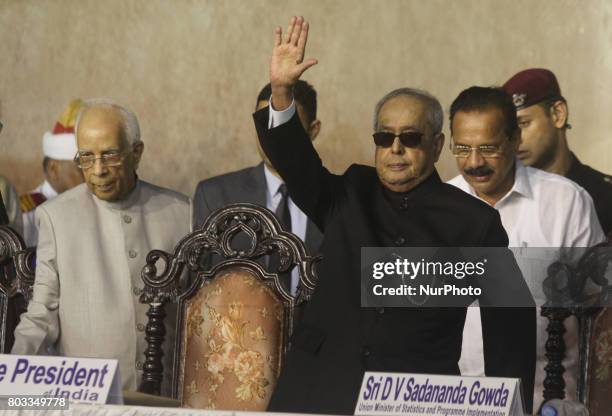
[270,16,318,110]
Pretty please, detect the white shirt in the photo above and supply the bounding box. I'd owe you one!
[448,160,605,409]
[264,164,309,295]
[22,180,58,247]
[268,98,296,128]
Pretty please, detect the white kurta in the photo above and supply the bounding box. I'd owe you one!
[12,180,192,393]
[448,160,606,410]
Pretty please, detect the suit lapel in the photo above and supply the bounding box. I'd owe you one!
[242,163,267,208]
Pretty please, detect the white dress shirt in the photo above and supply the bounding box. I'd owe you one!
[264,164,308,295]
[268,98,296,128]
[22,180,58,247]
[448,160,606,409]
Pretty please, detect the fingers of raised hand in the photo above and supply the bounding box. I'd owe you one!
[296,21,309,62]
[284,16,297,44]
[274,26,282,47]
[297,58,318,74]
[289,16,304,46]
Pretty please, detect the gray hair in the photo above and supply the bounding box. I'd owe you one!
[373,88,443,135]
[75,98,141,145]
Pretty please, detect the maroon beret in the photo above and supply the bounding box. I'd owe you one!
[503,68,563,110]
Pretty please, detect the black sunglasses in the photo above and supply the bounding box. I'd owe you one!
[372,131,423,148]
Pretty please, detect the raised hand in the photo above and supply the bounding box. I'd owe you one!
[270,16,318,110]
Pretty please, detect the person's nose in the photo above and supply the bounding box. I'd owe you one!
[92,158,109,176]
[465,148,486,168]
[390,136,404,154]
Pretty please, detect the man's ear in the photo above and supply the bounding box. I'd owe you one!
[132,142,145,168]
[433,133,445,162]
[550,100,568,129]
[308,119,321,141]
[46,159,60,182]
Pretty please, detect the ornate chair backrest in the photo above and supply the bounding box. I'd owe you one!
[139,203,320,410]
[0,225,36,353]
[577,237,612,416]
[540,239,612,414]
[582,307,612,415]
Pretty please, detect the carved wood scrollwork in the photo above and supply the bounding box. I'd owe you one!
[541,243,612,408]
[0,225,36,353]
[138,203,321,396]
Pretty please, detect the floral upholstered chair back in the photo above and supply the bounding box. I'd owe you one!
[180,267,284,410]
[139,203,319,408]
[585,308,612,415]
[0,225,35,353]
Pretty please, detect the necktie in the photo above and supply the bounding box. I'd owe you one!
[275,184,292,233]
[270,184,293,293]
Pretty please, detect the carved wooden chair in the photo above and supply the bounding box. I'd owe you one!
[0,225,36,353]
[541,240,612,415]
[138,203,320,410]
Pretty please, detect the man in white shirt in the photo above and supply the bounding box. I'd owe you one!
[193,81,323,294]
[446,86,605,411]
[20,99,84,247]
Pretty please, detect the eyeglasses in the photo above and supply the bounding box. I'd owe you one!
[372,131,423,148]
[0,121,3,134]
[450,142,505,159]
[74,149,130,169]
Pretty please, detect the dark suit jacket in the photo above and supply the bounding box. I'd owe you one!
[193,163,323,257]
[0,191,8,225]
[566,152,612,235]
[254,107,536,415]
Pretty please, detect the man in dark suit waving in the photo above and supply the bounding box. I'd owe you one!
[193,81,323,294]
[255,16,536,415]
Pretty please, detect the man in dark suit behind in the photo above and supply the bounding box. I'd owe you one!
[193,81,323,293]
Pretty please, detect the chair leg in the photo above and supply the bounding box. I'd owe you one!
[139,302,167,396]
[541,307,571,403]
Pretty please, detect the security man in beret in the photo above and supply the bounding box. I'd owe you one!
[504,68,612,235]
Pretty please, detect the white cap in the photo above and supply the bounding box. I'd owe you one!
[42,131,78,160]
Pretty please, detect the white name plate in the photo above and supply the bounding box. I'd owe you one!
[355,372,524,416]
[0,354,122,404]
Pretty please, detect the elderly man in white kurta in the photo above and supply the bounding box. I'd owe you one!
[12,99,192,393]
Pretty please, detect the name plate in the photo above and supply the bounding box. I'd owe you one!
[0,354,122,404]
[355,372,524,416]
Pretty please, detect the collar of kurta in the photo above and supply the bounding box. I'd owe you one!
[381,169,443,204]
[93,179,142,211]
